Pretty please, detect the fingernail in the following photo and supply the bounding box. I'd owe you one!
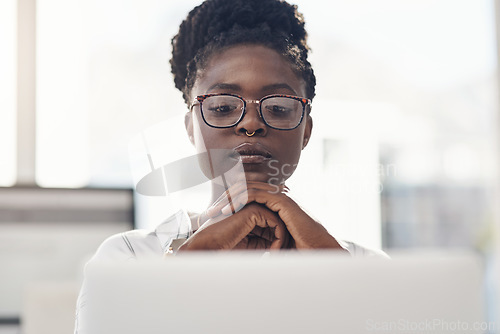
[206,207,215,217]
[221,204,231,215]
[208,207,223,218]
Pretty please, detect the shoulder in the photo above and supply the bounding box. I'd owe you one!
[90,209,193,261]
[339,240,390,259]
[90,229,161,261]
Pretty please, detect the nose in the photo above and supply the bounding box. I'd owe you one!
[234,102,267,137]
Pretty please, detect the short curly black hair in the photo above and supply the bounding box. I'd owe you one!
[170,0,316,105]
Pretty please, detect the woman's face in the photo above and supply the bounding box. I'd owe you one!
[186,44,312,185]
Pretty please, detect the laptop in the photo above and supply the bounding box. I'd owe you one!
[80,251,485,334]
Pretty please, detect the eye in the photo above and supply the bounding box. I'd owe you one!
[208,104,238,114]
[265,104,293,115]
[203,96,242,117]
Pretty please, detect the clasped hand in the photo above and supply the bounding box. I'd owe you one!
[178,182,346,252]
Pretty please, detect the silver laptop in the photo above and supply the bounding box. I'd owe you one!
[80,251,485,334]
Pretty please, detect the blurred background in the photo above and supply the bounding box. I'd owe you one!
[0,0,499,333]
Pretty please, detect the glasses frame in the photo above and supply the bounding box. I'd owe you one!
[190,93,311,131]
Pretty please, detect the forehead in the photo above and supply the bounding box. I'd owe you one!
[193,44,306,97]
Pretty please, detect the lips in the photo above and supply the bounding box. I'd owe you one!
[231,143,272,164]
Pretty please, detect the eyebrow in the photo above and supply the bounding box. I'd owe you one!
[206,83,241,93]
[206,82,298,95]
[261,83,298,95]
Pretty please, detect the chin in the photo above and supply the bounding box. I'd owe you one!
[243,171,284,185]
[241,171,269,183]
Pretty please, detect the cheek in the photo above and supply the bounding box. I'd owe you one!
[192,116,237,179]
[196,120,222,151]
[192,115,213,177]
[193,113,221,153]
[192,114,204,150]
[283,128,305,158]
[271,132,305,180]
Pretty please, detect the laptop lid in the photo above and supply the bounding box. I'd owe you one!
[81,251,485,334]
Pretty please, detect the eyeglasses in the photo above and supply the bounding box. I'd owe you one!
[190,93,311,130]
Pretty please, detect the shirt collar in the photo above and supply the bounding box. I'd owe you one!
[155,209,193,253]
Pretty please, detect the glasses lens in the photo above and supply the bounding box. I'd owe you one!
[201,95,244,127]
[261,97,303,129]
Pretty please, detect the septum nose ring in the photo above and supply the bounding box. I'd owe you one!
[245,131,256,137]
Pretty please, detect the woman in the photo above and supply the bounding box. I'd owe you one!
[81,0,386,259]
[75,1,386,330]
[168,0,385,253]
[177,34,343,250]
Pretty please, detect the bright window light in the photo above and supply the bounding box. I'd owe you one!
[0,0,17,186]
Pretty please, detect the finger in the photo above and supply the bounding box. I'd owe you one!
[206,181,249,217]
[262,226,273,241]
[207,181,288,218]
[233,237,248,250]
[185,215,256,250]
[268,216,287,250]
[210,181,247,208]
[249,226,266,240]
[218,186,287,216]
[244,190,342,250]
[245,205,287,249]
[220,194,247,216]
[228,188,307,242]
[253,208,287,250]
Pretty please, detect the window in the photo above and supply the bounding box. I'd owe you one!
[36,0,201,187]
[5,0,498,250]
[290,0,498,249]
[0,0,17,186]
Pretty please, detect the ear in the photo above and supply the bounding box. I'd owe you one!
[302,114,313,150]
[185,111,195,145]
